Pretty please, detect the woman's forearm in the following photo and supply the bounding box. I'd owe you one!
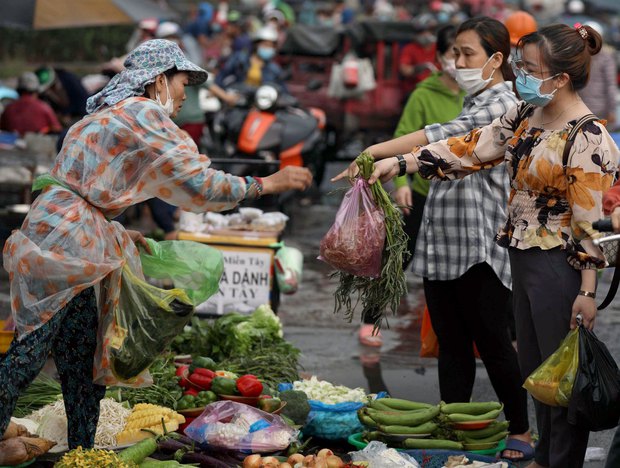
[580,269,597,294]
[368,129,429,159]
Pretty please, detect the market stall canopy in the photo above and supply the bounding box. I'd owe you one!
[0,0,179,30]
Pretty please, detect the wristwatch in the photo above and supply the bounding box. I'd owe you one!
[396,154,407,177]
[578,290,596,299]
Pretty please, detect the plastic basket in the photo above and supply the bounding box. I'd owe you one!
[0,320,14,354]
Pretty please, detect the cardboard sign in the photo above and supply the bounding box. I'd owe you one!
[199,246,274,315]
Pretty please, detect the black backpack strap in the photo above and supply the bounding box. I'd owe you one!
[562,114,598,166]
[599,266,620,310]
[512,102,536,132]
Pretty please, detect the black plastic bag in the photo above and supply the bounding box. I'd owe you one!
[568,325,620,431]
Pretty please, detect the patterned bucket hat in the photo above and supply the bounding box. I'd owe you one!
[86,39,208,114]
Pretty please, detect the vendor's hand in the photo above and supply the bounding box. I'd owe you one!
[368,157,401,185]
[262,166,313,195]
[571,295,596,330]
[611,206,620,233]
[394,186,413,216]
[127,229,152,254]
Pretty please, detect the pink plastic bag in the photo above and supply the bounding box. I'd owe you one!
[184,400,299,453]
[319,178,385,278]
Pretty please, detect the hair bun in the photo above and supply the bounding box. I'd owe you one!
[582,25,603,56]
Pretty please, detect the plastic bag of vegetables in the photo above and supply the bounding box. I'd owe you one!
[101,264,195,385]
[523,328,579,406]
[184,400,298,453]
[319,177,385,278]
[279,378,366,440]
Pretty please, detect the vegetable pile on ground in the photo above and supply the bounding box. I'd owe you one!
[243,448,347,468]
[172,305,301,389]
[358,398,508,451]
[28,397,131,450]
[329,152,408,326]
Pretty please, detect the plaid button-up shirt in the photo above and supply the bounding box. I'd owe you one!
[412,81,518,289]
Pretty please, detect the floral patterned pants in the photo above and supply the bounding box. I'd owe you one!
[0,287,106,448]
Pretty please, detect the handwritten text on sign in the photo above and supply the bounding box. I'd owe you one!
[205,248,273,313]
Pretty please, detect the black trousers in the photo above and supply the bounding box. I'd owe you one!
[509,247,589,468]
[423,261,529,435]
[363,190,426,324]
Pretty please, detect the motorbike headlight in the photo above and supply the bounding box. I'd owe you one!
[255,85,278,110]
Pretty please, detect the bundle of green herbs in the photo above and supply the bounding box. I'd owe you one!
[332,152,409,326]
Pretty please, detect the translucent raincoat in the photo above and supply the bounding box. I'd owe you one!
[3,97,259,385]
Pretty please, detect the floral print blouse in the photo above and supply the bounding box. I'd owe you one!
[3,97,258,385]
[412,101,619,270]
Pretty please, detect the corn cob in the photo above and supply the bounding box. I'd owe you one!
[116,404,185,445]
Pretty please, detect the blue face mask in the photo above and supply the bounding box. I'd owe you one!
[514,69,558,107]
[257,46,275,61]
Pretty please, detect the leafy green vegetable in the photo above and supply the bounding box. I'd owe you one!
[333,152,409,327]
[106,355,183,409]
[13,373,62,418]
[172,305,285,361]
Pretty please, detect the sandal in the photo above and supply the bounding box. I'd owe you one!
[498,438,535,462]
[359,324,383,347]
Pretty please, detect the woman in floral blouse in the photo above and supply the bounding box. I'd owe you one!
[0,39,311,447]
[368,24,618,468]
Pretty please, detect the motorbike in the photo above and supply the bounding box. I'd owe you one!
[201,82,329,186]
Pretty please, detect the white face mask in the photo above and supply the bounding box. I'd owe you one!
[155,75,174,116]
[454,54,497,95]
[439,56,457,79]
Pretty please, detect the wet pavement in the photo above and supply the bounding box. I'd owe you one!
[1,161,619,466]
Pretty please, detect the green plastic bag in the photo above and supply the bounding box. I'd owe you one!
[523,328,580,406]
[109,265,194,382]
[139,238,224,305]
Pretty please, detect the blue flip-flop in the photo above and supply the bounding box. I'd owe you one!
[498,438,536,462]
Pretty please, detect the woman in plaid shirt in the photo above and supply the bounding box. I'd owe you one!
[334,16,533,461]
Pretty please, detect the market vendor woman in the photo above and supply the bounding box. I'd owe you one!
[0,39,312,448]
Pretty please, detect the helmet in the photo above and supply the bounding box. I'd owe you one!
[253,26,278,43]
[17,72,40,93]
[156,21,182,39]
[505,11,537,46]
[35,66,56,92]
[139,17,159,34]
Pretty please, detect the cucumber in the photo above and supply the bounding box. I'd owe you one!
[445,406,504,422]
[441,401,503,415]
[402,438,463,450]
[376,398,433,411]
[369,399,395,411]
[463,430,510,445]
[455,421,510,440]
[366,406,440,426]
[378,421,437,434]
[358,409,378,428]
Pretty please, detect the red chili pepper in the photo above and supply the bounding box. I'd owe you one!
[193,368,216,379]
[236,377,263,397]
[184,387,199,397]
[189,373,213,390]
[176,365,190,389]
